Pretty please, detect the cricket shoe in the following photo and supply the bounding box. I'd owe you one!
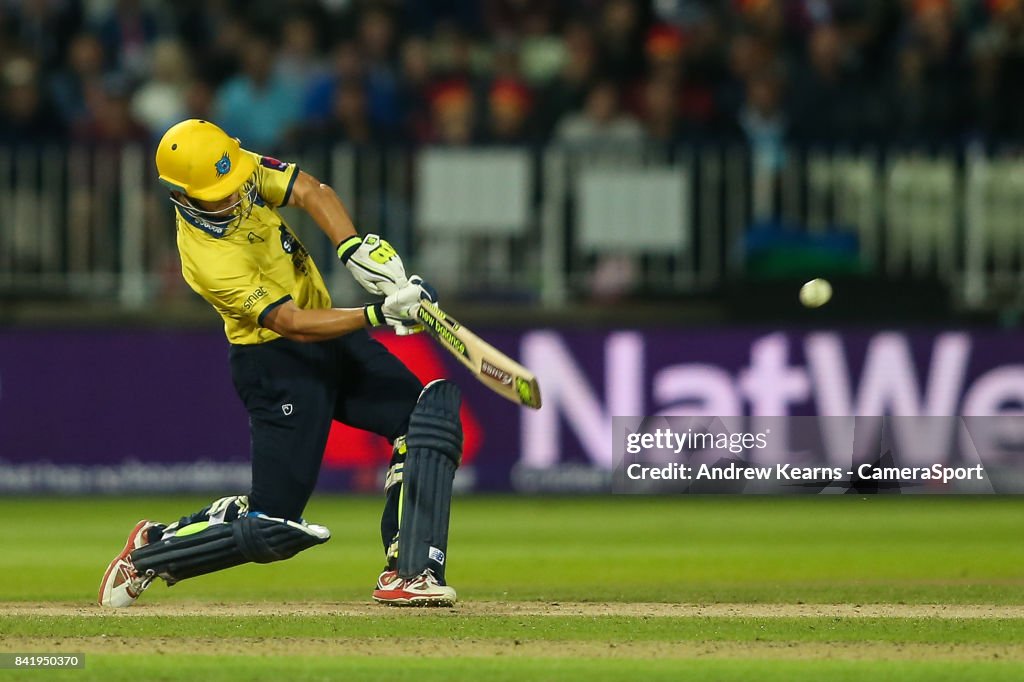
[374,568,403,592]
[98,520,158,608]
[372,569,457,606]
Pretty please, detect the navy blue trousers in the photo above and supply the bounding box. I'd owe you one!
[228,330,422,521]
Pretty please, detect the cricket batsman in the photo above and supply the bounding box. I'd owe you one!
[98,119,462,607]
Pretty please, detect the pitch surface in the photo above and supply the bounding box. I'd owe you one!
[0,496,1021,680]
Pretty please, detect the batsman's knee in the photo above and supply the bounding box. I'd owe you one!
[407,379,462,468]
[233,514,328,563]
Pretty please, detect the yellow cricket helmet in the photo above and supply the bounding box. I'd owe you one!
[156,119,259,237]
[155,119,256,200]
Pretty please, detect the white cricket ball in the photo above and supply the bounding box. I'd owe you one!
[799,278,832,308]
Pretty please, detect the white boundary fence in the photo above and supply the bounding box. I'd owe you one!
[0,143,1020,310]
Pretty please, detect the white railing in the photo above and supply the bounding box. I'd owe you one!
[0,143,1021,310]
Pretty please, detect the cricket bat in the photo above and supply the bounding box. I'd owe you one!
[415,300,542,410]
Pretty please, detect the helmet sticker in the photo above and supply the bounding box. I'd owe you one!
[215,152,232,176]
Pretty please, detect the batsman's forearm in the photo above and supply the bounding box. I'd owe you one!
[264,304,370,342]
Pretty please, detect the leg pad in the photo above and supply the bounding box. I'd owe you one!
[407,380,462,467]
[132,515,330,585]
[397,380,462,582]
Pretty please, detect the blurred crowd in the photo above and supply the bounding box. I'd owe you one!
[2,0,1024,152]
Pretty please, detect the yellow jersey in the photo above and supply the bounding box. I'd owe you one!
[176,151,332,345]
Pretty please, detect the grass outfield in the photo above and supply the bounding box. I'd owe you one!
[0,495,1021,680]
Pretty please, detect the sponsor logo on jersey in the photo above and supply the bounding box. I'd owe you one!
[195,216,227,236]
[279,226,297,254]
[247,232,265,244]
[242,286,268,311]
[278,225,311,275]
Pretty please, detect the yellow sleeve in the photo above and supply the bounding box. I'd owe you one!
[245,150,299,208]
[184,257,292,327]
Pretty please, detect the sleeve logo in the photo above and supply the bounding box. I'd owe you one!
[260,156,289,171]
[279,225,311,275]
[279,225,297,254]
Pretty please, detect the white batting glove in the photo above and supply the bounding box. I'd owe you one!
[337,234,409,296]
[393,275,439,335]
[363,275,437,335]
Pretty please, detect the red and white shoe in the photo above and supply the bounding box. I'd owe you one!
[98,520,157,608]
[372,569,456,606]
[374,568,403,592]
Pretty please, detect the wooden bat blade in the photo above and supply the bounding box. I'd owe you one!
[416,301,542,409]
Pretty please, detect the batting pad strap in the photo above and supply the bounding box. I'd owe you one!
[407,380,463,467]
[385,462,403,493]
[386,536,400,562]
[131,516,330,585]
